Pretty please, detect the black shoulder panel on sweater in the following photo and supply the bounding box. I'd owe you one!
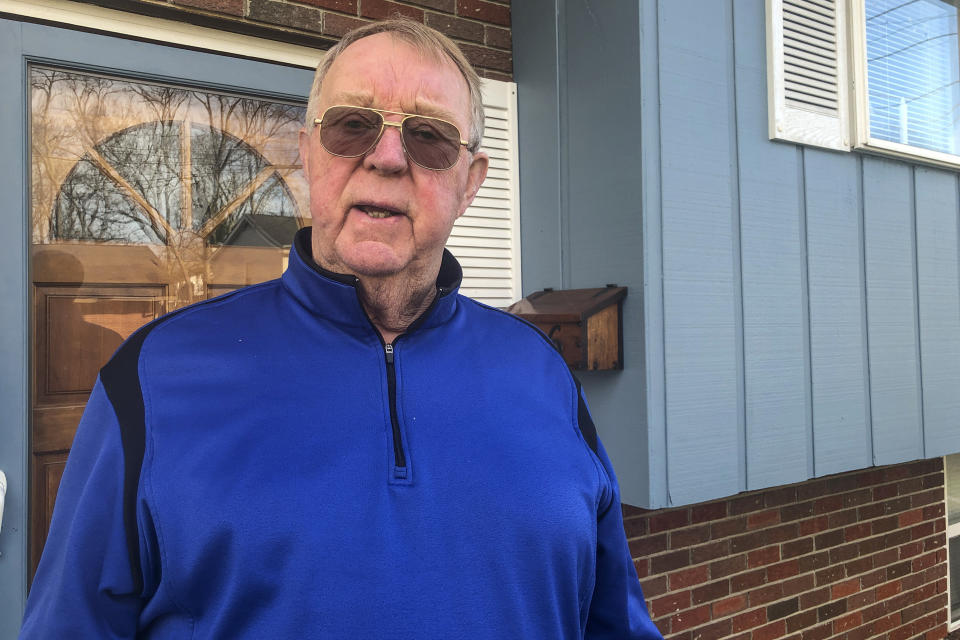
[574,377,599,455]
[99,322,153,596]
[98,290,247,595]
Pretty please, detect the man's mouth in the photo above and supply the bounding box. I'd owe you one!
[357,205,402,219]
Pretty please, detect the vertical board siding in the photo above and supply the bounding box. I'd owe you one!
[733,0,811,489]
[561,0,651,506]
[512,2,563,293]
[803,150,871,476]
[563,0,643,282]
[863,159,923,464]
[915,168,960,455]
[650,0,956,504]
[659,0,742,504]
[0,18,27,638]
[515,0,960,508]
[639,0,668,507]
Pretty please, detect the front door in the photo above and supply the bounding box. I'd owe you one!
[27,57,309,582]
[0,20,315,633]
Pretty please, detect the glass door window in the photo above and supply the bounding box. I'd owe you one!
[29,64,307,578]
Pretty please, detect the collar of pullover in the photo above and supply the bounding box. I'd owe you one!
[281,227,463,337]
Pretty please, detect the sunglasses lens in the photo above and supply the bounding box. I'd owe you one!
[402,117,462,170]
[319,107,464,170]
[319,106,382,157]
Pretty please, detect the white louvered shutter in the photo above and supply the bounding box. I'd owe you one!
[447,79,521,308]
[766,0,850,150]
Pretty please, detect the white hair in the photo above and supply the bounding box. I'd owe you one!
[305,18,484,152]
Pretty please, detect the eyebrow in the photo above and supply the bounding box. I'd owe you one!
[334,92,375,107]
[330,92,458,123]
[413,99,457,123]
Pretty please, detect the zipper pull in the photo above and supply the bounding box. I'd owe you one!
[384,343,394,364]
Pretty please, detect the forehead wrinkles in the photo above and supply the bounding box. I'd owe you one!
[322,41,468,124]
[328,90,454,122]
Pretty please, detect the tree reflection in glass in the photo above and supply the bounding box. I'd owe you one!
[31,66,307,306]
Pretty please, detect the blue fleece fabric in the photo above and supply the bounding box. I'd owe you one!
[20,228,663,639]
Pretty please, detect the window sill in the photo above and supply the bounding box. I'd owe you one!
[855,138,960,173]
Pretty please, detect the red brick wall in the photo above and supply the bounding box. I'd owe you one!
[78,0,512,79]
[625,459,950,639]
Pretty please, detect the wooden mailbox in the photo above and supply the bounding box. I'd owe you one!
[506,286,627,371]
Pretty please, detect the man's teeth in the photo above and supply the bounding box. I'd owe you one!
[361,206,396,219]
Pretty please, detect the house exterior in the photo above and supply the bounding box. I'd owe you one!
[512,1,960,637]
[1,0,958,639]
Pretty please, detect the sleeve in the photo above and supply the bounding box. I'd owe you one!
[18,378,144,639]
[577,385,664,639]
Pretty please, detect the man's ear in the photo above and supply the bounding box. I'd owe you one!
[298,128,312,175]
[457,151,489,219]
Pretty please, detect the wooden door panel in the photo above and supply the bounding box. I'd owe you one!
[30,406,84,453]
[29,452,68,582]
[34,284,164,406]
[44,295,137,394]
[32,283,163,451]
[30,280,165,583]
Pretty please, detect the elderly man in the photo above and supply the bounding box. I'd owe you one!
[20,20,662,639]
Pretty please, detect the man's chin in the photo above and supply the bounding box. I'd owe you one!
[335,244,409,279]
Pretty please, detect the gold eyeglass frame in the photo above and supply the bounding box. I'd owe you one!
[313,105,470,171]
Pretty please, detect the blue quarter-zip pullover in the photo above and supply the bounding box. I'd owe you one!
[20,228,662,639]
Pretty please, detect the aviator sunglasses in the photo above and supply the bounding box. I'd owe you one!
[314,105,471,171]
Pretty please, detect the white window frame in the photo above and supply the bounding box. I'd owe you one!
[767,0,960,170]
[947,453,960,632]
[847,0,960,168]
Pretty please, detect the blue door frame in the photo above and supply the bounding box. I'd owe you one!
[0,19,314,635]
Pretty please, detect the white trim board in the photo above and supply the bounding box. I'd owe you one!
[0,0,325,67]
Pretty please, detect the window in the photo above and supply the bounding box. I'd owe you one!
[865,0,960,155]
[949,454,960,630]
[767,0,960,168]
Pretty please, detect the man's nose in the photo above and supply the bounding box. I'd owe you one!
[363,123,408,173]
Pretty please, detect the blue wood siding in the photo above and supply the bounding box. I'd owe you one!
[515,0,660,506]
[559,0,652,500]
[733,2,811,491]
[512,2,564,291]
[660,0,744,503]
[513,0,960,508]
[863,160,924,464]
[804,152,872,477]
[915,168,960,455]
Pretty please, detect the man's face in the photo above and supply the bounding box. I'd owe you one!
[299,34,488,280]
